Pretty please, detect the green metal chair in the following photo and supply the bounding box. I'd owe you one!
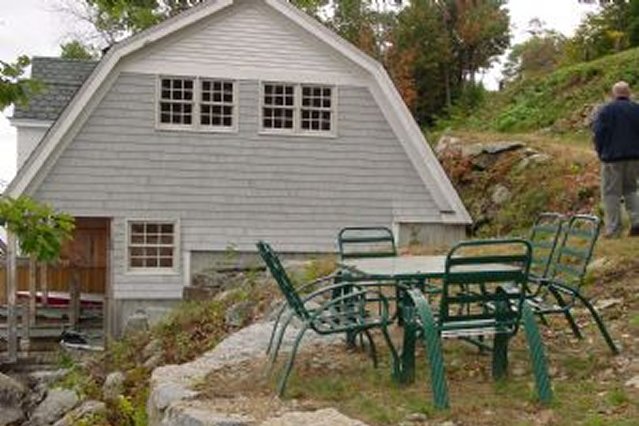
[256,241,400,397]
[526,214,619,354]
[528,212,566,280]
[400,239,553,409]
[337,226,397,259]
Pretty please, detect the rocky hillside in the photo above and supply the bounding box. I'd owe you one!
[454,47,639,134]
[435,131,600,237]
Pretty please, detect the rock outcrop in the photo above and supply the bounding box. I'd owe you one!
[0,372,26,426]
[147,321,351,426]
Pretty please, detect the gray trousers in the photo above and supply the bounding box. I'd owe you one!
[601,160,639,235]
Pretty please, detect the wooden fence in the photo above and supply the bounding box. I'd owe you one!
[0,259,106,303]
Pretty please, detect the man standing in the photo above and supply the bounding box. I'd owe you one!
[593,81,639,238]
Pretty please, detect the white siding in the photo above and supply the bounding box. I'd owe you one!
[16,126,49,169]
[123,1,363,84]
[33,73,442,299]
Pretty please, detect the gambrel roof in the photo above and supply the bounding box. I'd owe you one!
[6,0,471,225]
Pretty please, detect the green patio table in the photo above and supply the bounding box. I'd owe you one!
[338,255,448,386]
[339,255,448,281]
[338,255,522,384]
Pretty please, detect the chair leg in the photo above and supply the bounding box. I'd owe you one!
[380,325,400,380]
[266,303,289,355]
[268,311,295,373]
[522,304,553,404]
[547,286,582,339]
[362,329,378,368]
[537,311,550,327]
[492,333,509,380]
[277,324,309,397]
[574,292,620,355]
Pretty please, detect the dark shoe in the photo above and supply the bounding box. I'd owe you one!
[629,226,639,237]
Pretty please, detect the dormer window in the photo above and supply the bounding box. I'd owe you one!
[157,76,236,131]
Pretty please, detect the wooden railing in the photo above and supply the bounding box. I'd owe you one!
[0,260,106,303]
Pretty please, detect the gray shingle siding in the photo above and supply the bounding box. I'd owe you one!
[13,57,97,121]
[34,72,441,298]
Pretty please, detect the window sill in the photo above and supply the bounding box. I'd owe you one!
[124,269,180,277]
[258,130,337,139]
[155,125,239,134]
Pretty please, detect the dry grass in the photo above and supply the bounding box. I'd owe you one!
[198,236,639,426]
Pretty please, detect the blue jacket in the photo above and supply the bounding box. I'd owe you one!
[593,97,639,162]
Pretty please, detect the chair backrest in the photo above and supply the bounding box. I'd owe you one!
[528,213,565,279]
[337,227,397,260]
[256,241,309,320]
[440,239,532,335]
[546,214,601,289]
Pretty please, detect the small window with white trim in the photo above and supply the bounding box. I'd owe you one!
[157,76,236,131]
[262,83,295,130]
[128,221,176,271]
[261,82,335,134]
[159,78,194,125]
[201,79,234,128]
[301,85,332,132]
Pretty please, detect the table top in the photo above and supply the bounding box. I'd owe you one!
[341,255,447,279]
[341,255,520,280]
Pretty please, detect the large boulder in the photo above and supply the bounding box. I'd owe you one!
[0,373,26,407]
[0,407,24,426]
[491,184,512,206]
[102,371,125,402]
[260,408,369,426]
[0,373,26,426]
[29,388,79,426]
[147,322,342,425]
[225,301,254,328]
[53,400,107,426]
[162,404,254,426]
[435,135,461,155]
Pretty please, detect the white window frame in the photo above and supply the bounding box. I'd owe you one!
[125,219,180,275]
[260,82,296,133]
[156,76,238,133]
[259,82,337,137]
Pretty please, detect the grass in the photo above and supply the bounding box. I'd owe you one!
[441,46,639,135]
[197,234,639,426]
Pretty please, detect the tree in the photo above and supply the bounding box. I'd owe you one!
[0,56,40,110]
[386,0,509,124]
[503,20,567,83]
[0,197,75,263]
[563,0,639,63]
[445,0,510,83]
[387,0,452,123]
[60,40,98,60]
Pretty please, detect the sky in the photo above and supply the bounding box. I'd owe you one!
[0,0,599,189]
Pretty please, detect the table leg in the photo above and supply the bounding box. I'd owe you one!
[399,318,417,384]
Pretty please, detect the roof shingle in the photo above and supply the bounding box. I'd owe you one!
[12,57,97,121]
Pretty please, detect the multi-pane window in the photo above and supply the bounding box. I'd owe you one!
[301,86,332,132]
[159,78,194,125]
[262,83,334,134]
[158,77,235,130]
[128,222,175,270]
[201,80,234,128]
[263,83,295,130]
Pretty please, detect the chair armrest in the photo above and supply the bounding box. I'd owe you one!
[545,280,578,296]
[309,288,391,323]
[296,272,339,295]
